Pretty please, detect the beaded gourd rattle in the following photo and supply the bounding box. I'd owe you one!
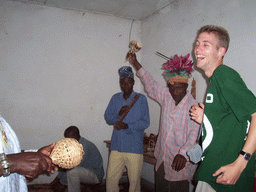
[125,40,142,61]
[50,138,84,169]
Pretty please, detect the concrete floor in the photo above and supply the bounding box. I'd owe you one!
[27,178,155,192]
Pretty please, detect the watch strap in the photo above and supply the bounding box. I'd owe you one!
[239,150,252,161]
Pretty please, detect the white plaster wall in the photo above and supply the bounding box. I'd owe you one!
[0,0,142,184]
[140,0,256,184]
[1,0,256,186]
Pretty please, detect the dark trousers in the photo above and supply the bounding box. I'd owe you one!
[155,163,189,192]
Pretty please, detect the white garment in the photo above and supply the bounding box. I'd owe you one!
[0,116,28,192]
[195,181,216,192]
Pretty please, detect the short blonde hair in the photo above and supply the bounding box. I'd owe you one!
[197,25,230,52]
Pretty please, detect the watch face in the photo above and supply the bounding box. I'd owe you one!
[245,153,251,160]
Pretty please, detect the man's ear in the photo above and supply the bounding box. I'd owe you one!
[218,47,226,58]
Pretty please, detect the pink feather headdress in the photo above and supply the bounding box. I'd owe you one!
[162,53,194,84]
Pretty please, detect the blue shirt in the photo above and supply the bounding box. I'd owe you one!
[104,91,150,154]
[79,137,104,182]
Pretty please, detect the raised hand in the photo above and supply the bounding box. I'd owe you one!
[127,53,142,71]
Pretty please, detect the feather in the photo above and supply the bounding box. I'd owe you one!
[162,53,194,79]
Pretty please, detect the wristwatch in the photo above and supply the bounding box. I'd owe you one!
[239,150,252,161]
[0,153,10,177]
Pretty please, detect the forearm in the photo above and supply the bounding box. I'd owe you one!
[132,59,142,71]
[125,119,149,134]
[126,97,150,133]
[179,123,200,159]
[7,153,20,174]
[137,68,166,104]
[0,153,21,177]
[233,112,256,171]
[240,112,256,155]
[213,112,256,184]
[124,114,149,134]
[104,104,121,125]
[105,109,119,125]
[229,113,256,168]
[105,114,120,125]
[128,53,142,71]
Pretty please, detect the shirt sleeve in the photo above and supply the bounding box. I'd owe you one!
[179,113,201,161]
[214,66,256,122]
[104,95,121,125]
[137,68,167,106]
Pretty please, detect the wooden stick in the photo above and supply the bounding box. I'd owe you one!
[155,51,171,60]
[117,94,139,124]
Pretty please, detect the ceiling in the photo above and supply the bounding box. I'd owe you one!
[10,0,174,20]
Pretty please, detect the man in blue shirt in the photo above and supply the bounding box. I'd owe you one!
[104,66,150,192]
[51,126,104,192]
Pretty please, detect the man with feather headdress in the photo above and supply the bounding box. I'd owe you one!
[128,52,200,192]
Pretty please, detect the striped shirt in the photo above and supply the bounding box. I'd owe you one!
[137,68,200,181]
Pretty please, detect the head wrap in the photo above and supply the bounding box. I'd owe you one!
[162,53,194,84]
[118,66,134,79]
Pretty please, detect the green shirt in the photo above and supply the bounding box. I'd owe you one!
[195,65,256,192]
